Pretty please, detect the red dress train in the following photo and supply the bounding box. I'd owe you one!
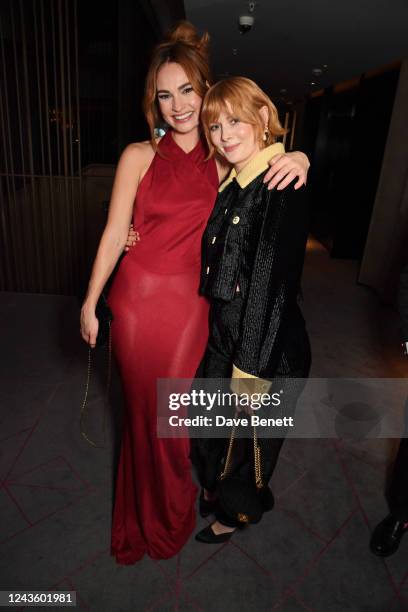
[107,132,218,563]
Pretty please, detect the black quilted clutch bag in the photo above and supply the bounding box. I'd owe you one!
[217,417,274,524]
[217,475,274,525]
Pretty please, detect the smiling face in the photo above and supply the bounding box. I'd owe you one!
[156,62,203,134]
[208,103,261,172]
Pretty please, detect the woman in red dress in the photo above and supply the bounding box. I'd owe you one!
[80,21,310,563]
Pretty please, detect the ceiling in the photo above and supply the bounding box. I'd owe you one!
[185,0,408,101]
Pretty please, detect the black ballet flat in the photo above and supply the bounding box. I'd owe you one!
[199,489,217,518]
[195,524,236,544]
[370,514,408,557]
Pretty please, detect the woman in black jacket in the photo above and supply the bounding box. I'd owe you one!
[191,77,311,543]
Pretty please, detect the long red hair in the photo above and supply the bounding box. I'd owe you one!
[143,21,211,149]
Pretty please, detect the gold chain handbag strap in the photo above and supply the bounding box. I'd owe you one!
[220,419,237,480]
[220,411,263,488]
[253,425,263,489]
[79,322,112,448]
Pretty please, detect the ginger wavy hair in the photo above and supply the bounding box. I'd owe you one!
[201,77,287,158]
[143,21,211,149]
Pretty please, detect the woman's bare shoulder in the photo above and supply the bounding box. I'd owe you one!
[118,140,157,183]
[121,140,155,163]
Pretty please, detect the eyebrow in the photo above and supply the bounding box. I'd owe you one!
[210,114,234,123]
[157,82,192,94]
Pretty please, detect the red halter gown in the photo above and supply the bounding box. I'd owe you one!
[107,131,218,563]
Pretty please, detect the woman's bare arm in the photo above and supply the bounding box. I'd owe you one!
[264,151,310,190]
[124,148,311,251]
[80,142,153,345]
[215,150,310,189]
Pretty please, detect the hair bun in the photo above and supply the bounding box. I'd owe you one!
[166,20,209,56]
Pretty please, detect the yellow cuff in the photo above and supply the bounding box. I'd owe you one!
[230,364,272,395]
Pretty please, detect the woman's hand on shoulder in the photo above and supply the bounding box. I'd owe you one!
[215,149,310,190]
[263,151,310,191]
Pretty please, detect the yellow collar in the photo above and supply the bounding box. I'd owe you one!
[219,142,285,192]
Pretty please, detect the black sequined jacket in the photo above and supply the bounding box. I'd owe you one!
[200,146,310,381]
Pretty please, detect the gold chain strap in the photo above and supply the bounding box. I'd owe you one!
[79,322,112,448]
[253,426,263,489]
[220,420,237,480]
[220,412,263,489]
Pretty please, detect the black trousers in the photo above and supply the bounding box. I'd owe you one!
[387,438,408,521]
[190,293,311,527]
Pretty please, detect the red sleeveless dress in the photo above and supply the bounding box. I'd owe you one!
[107,131,218,563]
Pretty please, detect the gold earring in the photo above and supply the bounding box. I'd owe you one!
[263,127,270,142]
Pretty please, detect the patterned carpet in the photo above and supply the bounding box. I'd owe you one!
[1,238,407,611]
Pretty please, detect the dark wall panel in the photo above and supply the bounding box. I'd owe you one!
[303,66,400,260]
